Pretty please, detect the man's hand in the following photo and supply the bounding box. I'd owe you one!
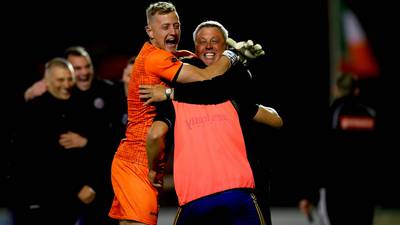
[148,160,166,190]
[227,38,265,65]
[24,79,47,101]
[139,84,169,105]
[299,199,314,222]
[78,185,96,204]
[59,131,88,149]
[148,169,164,190]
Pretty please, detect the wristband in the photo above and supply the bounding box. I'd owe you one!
[222,50,239,66]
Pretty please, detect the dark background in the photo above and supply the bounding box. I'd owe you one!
[4,0,399,207]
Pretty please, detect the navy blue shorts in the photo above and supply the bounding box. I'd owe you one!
[174,188,265,225]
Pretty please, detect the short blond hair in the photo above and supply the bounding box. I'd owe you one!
[146,2,177,24]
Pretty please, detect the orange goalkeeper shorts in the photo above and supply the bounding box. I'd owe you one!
[109,155,159,225]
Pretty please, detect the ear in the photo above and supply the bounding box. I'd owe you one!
[43,77,51,88]
[145,25,154,39]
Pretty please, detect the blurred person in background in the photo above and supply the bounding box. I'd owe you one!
[298,73,377,225]
[22,46,119,225]
[13,58,98,225]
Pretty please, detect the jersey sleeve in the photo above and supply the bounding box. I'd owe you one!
[231,100,259,121]
[145,49,183,82]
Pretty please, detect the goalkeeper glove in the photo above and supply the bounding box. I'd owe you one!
[227,38,265,66]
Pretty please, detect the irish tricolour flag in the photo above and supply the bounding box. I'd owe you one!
[339,3,379,78]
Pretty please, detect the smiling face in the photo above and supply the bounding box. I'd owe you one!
[194,26,227,66]
[67,54,94,91]
[146,11,181,54]
[45,65,75,100]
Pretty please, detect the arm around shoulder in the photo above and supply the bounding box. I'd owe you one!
[176,55,232,83]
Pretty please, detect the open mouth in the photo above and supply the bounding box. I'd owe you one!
[204,52,215,59]
[77,75,90,82]
[166,37,178,45]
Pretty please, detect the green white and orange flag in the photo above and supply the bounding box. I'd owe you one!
[339,3,379,78]
[329,0,379,101]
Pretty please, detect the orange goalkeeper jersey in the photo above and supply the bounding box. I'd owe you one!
[115,42,183,164]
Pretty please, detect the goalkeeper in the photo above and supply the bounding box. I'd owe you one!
[141,20,282,225]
